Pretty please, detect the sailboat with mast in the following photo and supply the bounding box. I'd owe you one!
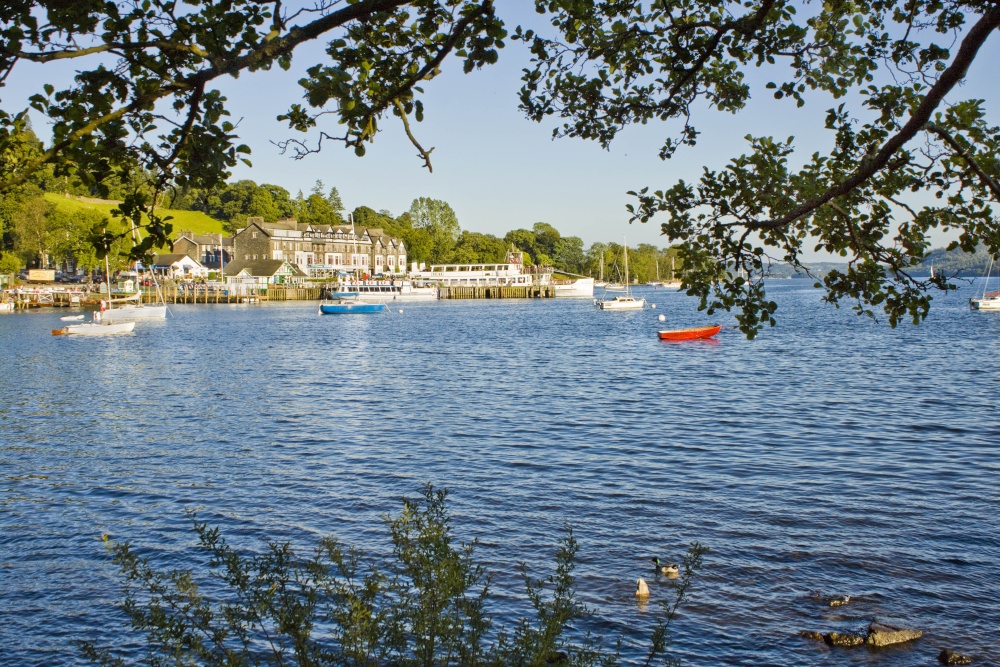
[102,221,167,321]
[646,259,663,287]
[970,255,1000,310]
[597,238,645,310]
[53,234,135,335]
[594,258,606,288]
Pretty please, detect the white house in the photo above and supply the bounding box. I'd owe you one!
[151,253,208,279]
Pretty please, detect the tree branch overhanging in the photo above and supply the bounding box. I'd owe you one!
[924,121,1000,200]
[746,6,1000,232]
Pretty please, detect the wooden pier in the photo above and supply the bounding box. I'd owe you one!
[151,285,321,304]
[438,285,554,299]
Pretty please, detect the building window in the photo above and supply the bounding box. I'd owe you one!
[252,232,258,239]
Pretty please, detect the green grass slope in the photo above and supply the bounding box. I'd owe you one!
[44,192,224,237]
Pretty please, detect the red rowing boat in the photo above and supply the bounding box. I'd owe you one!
[657,324,722,341]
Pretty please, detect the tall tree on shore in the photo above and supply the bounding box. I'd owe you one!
[451,230,506,263]
[408,197,460,262]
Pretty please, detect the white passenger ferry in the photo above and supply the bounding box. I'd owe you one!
[409,251,537,287]
[408,250,593,297]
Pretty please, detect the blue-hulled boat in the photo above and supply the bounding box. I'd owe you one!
[319,297,385,314]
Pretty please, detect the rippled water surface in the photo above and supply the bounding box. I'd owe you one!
[2,281,998,666]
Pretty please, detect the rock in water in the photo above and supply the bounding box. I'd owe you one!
[865,621,922,648]
[828,595,851,607]
[799,630,824,642]
[938,648,973,665]
[824,632,865,648]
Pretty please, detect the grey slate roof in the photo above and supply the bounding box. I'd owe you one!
[223,258,306,277]
[152,253,199,266]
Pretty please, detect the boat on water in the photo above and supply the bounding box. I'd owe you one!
[319,297,386,314]
[647,259,663,287]
[553,276,595,298]
[970,256,1000,310]
[0,300,13,313]
[971,291,1000,310]
[52,320,135,336]
[332,280,437,301]
[658,324,722,341]
[597,238,645,310]
[599,295,646,310]
[60,314,85,321]
[409,249,537,287]
[100,290,167,321]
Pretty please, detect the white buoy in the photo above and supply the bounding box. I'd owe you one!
[635,578,650,598]
[651,304,656,309]
[398,309,403,314]
[658,314,666,322]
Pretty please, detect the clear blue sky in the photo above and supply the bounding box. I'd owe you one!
[5,3,1000,258]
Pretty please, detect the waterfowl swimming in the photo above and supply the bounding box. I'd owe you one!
[651,557,679,576]
[635,578,650,598]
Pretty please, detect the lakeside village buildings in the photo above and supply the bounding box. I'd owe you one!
[165,217,407,285]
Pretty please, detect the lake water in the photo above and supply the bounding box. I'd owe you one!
[2,280,998,666]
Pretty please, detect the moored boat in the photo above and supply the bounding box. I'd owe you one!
[657,324,722,341]
[409,249,536,288]
[553,276,595,298]
[970,291,1000,310]
[100,291,167,321]
[598,295,645,310]
[52,320,136,336]
[597,238,645,310]
[333,281,437,301]
[319,297,386,314]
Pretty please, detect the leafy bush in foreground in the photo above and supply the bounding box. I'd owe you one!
[83,485,706,667]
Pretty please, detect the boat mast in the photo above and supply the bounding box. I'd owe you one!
[623,236,629,294]
[103,228,113,312]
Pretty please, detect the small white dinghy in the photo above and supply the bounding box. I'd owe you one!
[60,314,86,321]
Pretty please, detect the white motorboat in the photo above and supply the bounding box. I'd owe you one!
[333,280,438,301]
[553,276,595,298]
[598,295,646,311]
[52,320,135,336]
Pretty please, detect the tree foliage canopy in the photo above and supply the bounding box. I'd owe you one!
[516,0,1000,335]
